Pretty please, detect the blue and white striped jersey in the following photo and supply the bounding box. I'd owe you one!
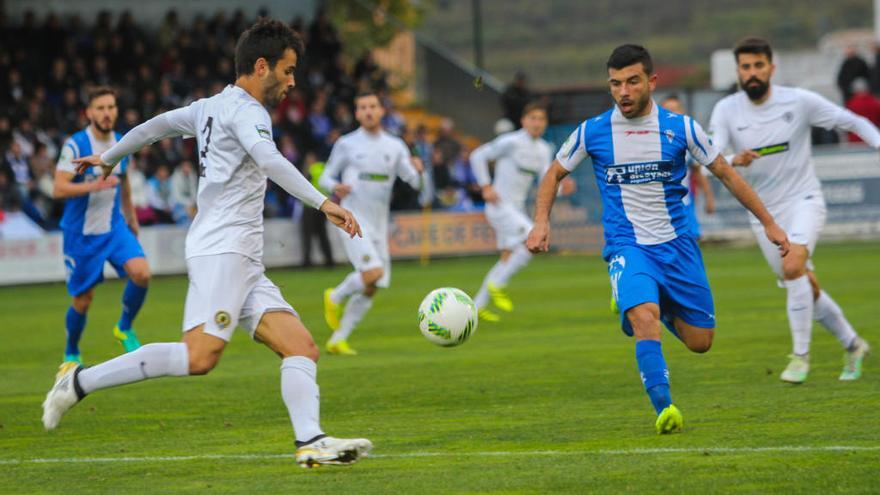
[57,127,130,254]
[556,102,718,256]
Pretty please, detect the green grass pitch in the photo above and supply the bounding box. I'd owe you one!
[1,241,878,494]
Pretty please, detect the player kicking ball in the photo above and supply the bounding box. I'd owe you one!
[709,38,874,383]
[469,102,563,322]
[320,92,423,355]
[53,87,151,367]
[527,45,789,433]
[42,19,372,468]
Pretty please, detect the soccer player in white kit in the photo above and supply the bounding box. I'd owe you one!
[320,92,423,355]
[41,19,372,468]
[469,102,556,322]
[709,38,876,383]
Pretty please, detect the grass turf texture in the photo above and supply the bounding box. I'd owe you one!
[1,241,878,494]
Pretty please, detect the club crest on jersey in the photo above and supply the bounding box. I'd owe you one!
[255,124,271,140]
[782,111,794,123]
[215,311,231,329]
[664,129,675,143]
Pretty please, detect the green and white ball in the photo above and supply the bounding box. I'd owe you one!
[418,287,478,347]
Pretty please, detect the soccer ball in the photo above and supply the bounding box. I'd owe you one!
[418,287,478,347]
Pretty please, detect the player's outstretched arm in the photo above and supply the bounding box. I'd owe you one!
[72,107,197,177]
[707,154,790,256]
[526,160,569,253]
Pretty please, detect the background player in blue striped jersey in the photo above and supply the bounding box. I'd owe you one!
[53,87,150,367]
[527,45,790,433]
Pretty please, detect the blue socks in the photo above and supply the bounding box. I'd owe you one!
[118,280,148,331]
[65,306,87,357]
[636,339,671,414]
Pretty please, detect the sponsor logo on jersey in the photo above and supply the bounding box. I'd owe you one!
[255,124,271,140]
[358,172,390,181]
[752,141,789,156]
[624,130,651,136]
[517,167,538,177]
[604,160,674,184]
[664,129,675,143]
[214,311,232,329]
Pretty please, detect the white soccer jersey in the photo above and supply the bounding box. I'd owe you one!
[709,85,880,216]
[320,128,420,235]
[470,128,554,212]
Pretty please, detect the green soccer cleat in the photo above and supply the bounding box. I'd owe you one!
[324,288,342,330]
[63,353,81,365]
[478,308,501,322]
[840,338,870,381]
[780,354,809,384]
[655,404,683,434]
[113,325,142,353]
[488,283,513,312]
[326,339,357,356]
[610,294,620,314]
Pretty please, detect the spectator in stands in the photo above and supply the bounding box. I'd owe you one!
[0,165,23,212]
[433,118,461,168]
[170,159,198,225]
[845,78,880,143]
[126,158,155,225]
[146,163,173,224]
[837,45,870,103]
[300,151,335,268]
[501,70,532,129]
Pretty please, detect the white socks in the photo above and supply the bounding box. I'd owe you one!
[814,290,858,349]
[495,245,532,286]
[330,271,366,304]
[330,293,373,343]
[784,275,814,355]
[474,260,505,309]
[280,356,324,443]
[77,342,189,394]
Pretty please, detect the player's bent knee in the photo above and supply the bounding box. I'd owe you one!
[362,268,383,286]
[627,305,661,339]
[72,292,94,313]
[685,333,713,353]
[129,267,151,286]
[187,347,222,375]
[363,285,379,297]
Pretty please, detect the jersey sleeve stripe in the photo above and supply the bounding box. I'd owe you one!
[689,117,707,157]
[567,123,584,159]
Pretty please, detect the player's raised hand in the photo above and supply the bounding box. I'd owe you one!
[526,221,551,253]
[765,222,790,257]
[481,185,499,204]
[732,150,761,167]
[320,199,362,238]
[72,154,115,178]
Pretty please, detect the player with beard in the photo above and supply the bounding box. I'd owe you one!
[709,37,878,383]
[42,19,373,468]
[53,86,151,367]
[527,44,789,433]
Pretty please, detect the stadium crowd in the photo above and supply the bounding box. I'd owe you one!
[0,8,483,232]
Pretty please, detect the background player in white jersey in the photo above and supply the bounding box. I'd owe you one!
[709,38,876,383]
[527,44,789,433]
[469,102,556,322]
[320,92,423,355]
[42,19,372,468]
[54,86,151,366]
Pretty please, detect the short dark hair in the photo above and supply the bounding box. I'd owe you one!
[607,44,653,75]
[521,101,547,117]
[87,85,117,104]
[234,18,304,78]
[734,37,773,62]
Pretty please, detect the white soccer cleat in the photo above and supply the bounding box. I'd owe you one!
[295,436,373,468]
[42,363,84,430]
[780,354,810,384]
[840,338,870,381]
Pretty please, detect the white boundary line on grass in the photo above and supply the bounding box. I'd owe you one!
[1,445,878,465]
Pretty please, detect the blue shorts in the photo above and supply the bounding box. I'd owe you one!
[63,227,145,297]
[608,235,715,335]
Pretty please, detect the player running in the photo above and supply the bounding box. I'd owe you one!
[42,19,372,468]
[527,44,789,433]
[320,91,423,355]
[469,102,556,322]
[709,37,876,384]
[53,86,150,366]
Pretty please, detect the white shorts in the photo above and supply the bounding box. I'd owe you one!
[337,228,391,288]
[182,253,297,341]
[485,202,532,250]
[751,194,826,282]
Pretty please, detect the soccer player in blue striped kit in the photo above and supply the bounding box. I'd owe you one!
[527,45,790,433]
[53,87,150,367]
